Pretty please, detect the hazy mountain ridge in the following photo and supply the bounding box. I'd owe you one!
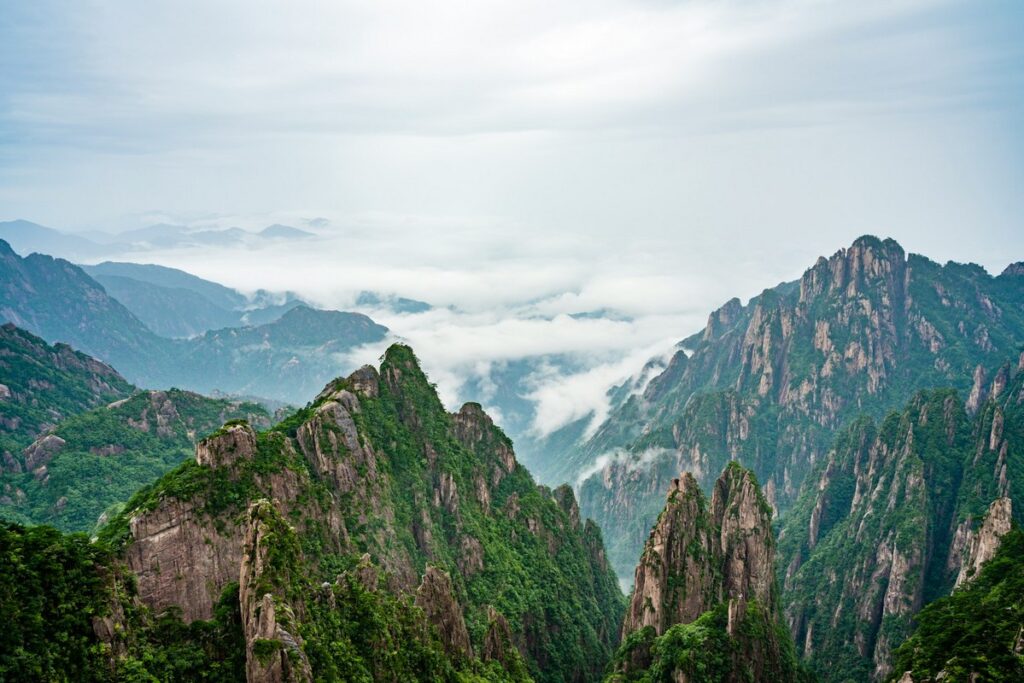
[0,219,318,263]
[0,239,389,403]
[82,261,310,338]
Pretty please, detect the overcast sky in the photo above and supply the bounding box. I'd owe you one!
[2,0,1023,436]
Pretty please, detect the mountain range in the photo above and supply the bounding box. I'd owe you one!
[561,237,1024,583]
[0,219,317,263]
[0,238,388,403]
[0,233,1022,681]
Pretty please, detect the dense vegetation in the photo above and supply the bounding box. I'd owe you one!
[888,528,1024,682]
[0,323,132,457]
[606,602,809,683]
[0,388,269,531]
[90,344,624,681]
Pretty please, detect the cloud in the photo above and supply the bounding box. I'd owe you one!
[2,0,1023,456]
[526,341,678,439]
[574,446,675,490]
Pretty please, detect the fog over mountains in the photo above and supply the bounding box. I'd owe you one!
[3,1,1024,681]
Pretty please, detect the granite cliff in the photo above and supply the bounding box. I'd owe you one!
[608,463,805,682]
[91,343,623,681]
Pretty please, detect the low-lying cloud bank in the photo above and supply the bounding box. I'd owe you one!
[66,212,726,444]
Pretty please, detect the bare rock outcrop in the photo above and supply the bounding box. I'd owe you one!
[623,472,718,636]
[124,496,244,621]
[955,497,1013,588]
[196,422,257,468]
[623,464,777,638]
[482,606,517,666]
[22,434,65,471]
[239,500,312,683]
[712,464,775,607]
[126,423,313,621]
[414,566,473,661]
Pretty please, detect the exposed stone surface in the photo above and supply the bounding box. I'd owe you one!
[482,606,518,667]
[618,463,795,682]
[624,465,776,637]
[125,495,244,621]
[239,500,313,683]
[415,566,473,660]
[195,423,257,468]
[623,473,718,636]
[955,497,1013,588]
[712,466,774,608]
[22,434,65,471]
[126,424,316,621]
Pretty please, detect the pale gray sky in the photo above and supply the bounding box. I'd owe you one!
[2,0,1022,434]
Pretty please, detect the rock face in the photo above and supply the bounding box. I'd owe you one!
[569,236,1024,582]
[779,364,1024,682]
[616,463,797,682]
[114,343,624,683]
[625,465,775,636]
[414,566,473,660]
[125,424,316,621]
[22,434,65,471]
[125,495,244,621]
[955,497,1012,588]
[624,473,718,635]
[239,500,313,683]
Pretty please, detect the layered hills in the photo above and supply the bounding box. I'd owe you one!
[0,324,271,531]
[0,239,388,403]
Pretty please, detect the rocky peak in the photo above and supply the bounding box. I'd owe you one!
[553,484,581,531]
[623,464,777,639]
[966,364,988,415]
[703,297,744,341]
[414,566,473,661]
[623,472,717,636]
[955,497,1013,588]
[616,464,799,682]
[990,362,1011,401]
[451,401,517,479]
[711,463,775,608]
[451,402,496,448]
[1000,261,1024,278]
[799,235,906,304]
[196,422,257,468]
[314,365,380,403]
[239,500,313,683]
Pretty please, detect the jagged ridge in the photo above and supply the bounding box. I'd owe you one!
[95,343,624,682]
